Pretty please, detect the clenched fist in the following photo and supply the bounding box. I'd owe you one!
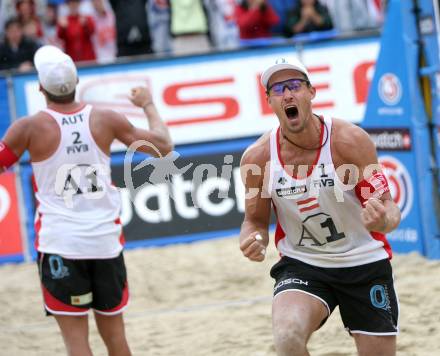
[361,198,388,232]
[130,86,153,108]
[240,231,267,262]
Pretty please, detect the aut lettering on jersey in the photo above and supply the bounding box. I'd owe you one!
[61,113,84,125]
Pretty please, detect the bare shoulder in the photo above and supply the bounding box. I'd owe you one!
[331,118,377,166]
[5,114,35,138]
[28,110,62,133]
[240,132,271,168]
[91,107,126,123]
[2,113,42,155]
[89,107,131,139]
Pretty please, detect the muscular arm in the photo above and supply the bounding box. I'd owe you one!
[112,87,173,157]
[239,136,272,261]
[0,118,32,174]
[333,121,401,233]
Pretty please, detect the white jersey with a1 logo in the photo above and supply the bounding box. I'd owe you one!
[32,104,123,259]
[267,116,391,268]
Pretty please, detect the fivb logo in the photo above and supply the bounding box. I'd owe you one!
[0,184,11,222]
[379,156,413,220]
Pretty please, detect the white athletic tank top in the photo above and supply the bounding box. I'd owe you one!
[268,116,391,268]
[32,104,123,259]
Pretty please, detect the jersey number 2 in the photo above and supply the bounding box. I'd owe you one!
[72,132,82,145]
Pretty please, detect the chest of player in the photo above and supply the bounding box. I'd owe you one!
[271,161,337,202]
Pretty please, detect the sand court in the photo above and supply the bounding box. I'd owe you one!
[1,236,439,355]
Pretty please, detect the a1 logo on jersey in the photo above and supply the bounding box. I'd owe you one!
[378,156,413,220]
[55,163,106,208]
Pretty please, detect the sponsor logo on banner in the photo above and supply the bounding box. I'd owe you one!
[377,73,404,116]
[379,156,413,220]
[378,73,402,105]
[387,228,418,243]
[112,151,246,241]
[0,172,23,256]
[364,128,411,151]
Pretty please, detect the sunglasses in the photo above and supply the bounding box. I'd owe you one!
[267,78,310,96]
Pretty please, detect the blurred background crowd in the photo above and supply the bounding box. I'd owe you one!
[0,0,386,72]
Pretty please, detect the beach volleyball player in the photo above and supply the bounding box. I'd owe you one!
[0,45,173,356]
[239,57,401,356]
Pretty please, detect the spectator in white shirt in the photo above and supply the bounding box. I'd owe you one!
[91,0,116,63]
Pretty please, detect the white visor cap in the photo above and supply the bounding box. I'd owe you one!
[261,57,310,89]
[34,45,78,96]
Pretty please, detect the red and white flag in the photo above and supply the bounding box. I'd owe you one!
[297,197,320,213]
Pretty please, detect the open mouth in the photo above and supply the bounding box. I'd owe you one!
[284,106,298,120]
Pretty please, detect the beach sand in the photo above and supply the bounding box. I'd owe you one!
[1,236,439,355]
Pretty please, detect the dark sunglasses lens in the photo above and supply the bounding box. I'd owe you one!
[271,80,304,95]
[271,83,285,95]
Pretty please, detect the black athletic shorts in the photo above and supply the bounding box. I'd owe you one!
[38,252,129,316]
[270,256,399,335]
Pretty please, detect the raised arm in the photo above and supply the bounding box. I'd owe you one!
[334,122,401,234]
[239,137,272,262]
[0,118,31,174]
[112,86,173,157]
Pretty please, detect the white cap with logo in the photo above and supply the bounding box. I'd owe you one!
[261,57,310,89]
[34,45,78,97]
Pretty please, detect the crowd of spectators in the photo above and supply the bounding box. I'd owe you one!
[0,0,386,72]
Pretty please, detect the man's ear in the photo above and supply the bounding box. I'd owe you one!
[309,85,316,100]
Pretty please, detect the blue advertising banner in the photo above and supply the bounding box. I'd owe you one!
[363,0,439,258]
[417,0,440,240]
[0,76,11,137]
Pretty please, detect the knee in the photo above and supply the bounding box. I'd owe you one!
[101,331,127,347]
[63,337,92,356]
[273,320,308,356]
